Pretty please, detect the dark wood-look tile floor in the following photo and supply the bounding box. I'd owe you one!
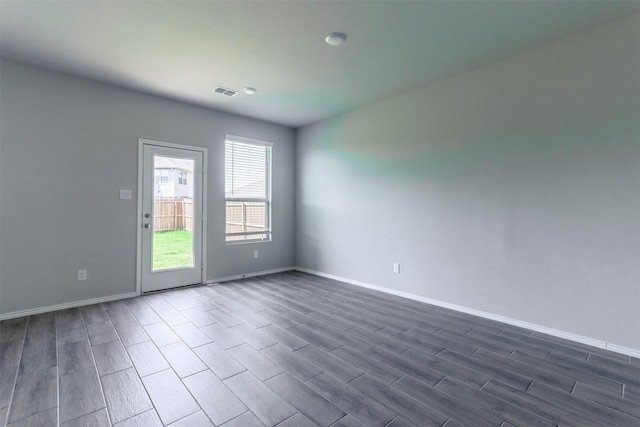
[1,271,639,426]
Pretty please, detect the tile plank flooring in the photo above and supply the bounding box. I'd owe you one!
[1,271,639,426]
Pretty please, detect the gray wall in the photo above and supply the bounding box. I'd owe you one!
[0,59,296,315]
[296,14,640,349]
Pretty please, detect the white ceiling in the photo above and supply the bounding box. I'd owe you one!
[2,1,639,128]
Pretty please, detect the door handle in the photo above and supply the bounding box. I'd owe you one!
[144,223,151,229]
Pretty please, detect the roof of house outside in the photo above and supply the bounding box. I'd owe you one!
[155,157,194,173]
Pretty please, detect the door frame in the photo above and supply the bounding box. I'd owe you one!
[136,138,208,295]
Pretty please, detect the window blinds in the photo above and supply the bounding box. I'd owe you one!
[225,137,272,242]
[225,139,271,200]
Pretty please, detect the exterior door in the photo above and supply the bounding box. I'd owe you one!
[139,141,205,293]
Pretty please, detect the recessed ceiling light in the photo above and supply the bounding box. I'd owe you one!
[243,87,257,95]
[325,32,347,46]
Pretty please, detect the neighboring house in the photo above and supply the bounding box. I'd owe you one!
[154,156,194,199]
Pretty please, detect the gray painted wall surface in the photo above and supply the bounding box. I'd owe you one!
[296,14,640,349]
[0,59,296,315]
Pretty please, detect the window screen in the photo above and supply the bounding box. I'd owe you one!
[225,137,272,242]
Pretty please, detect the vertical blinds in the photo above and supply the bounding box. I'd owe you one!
[225,139,271,200]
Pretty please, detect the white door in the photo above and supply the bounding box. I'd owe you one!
[139,141,205,293]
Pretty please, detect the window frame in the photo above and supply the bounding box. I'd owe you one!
[154,169,170,184]
[224,135,273,244]
[178,171,187,185]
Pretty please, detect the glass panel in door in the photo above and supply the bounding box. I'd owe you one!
[152,155,195,271]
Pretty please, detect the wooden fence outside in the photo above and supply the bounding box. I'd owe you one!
[153,199,193,232]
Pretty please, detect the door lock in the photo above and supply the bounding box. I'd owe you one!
[144,223,151,229]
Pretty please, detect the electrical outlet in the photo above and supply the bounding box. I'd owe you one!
[119,189,132,200]
[254,250,259,259]
[393,263,400,274]
[78,269,87,281]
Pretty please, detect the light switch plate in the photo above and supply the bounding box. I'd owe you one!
[119,189,132,200]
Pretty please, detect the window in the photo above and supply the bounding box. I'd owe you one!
[225,136,272,242]
[154,169,169,184]
[178,171,187,185]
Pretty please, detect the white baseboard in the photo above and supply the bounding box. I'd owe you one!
[606,343,640,359]
[208,266,296,284]
[0,266,296,321]
[295,267,640,359]
[0,292,138,321]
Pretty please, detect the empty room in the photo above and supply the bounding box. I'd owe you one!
[1,1,639,426]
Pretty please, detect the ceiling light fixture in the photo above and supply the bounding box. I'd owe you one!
[325,32,347,46]
[243,87,257,95]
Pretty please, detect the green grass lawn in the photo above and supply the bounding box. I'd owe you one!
[153,230,193,270]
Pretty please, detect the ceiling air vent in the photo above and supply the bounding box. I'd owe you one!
[213,86,238,97]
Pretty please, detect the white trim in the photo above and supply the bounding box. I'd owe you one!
[607,344,640,359]
[0,292,138,321]
[295,267,640,358]
[136,141,145,295]
[225,134,274,147]
[139,138,209,152]
[208,267,295,284]
[137,139,208,295]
